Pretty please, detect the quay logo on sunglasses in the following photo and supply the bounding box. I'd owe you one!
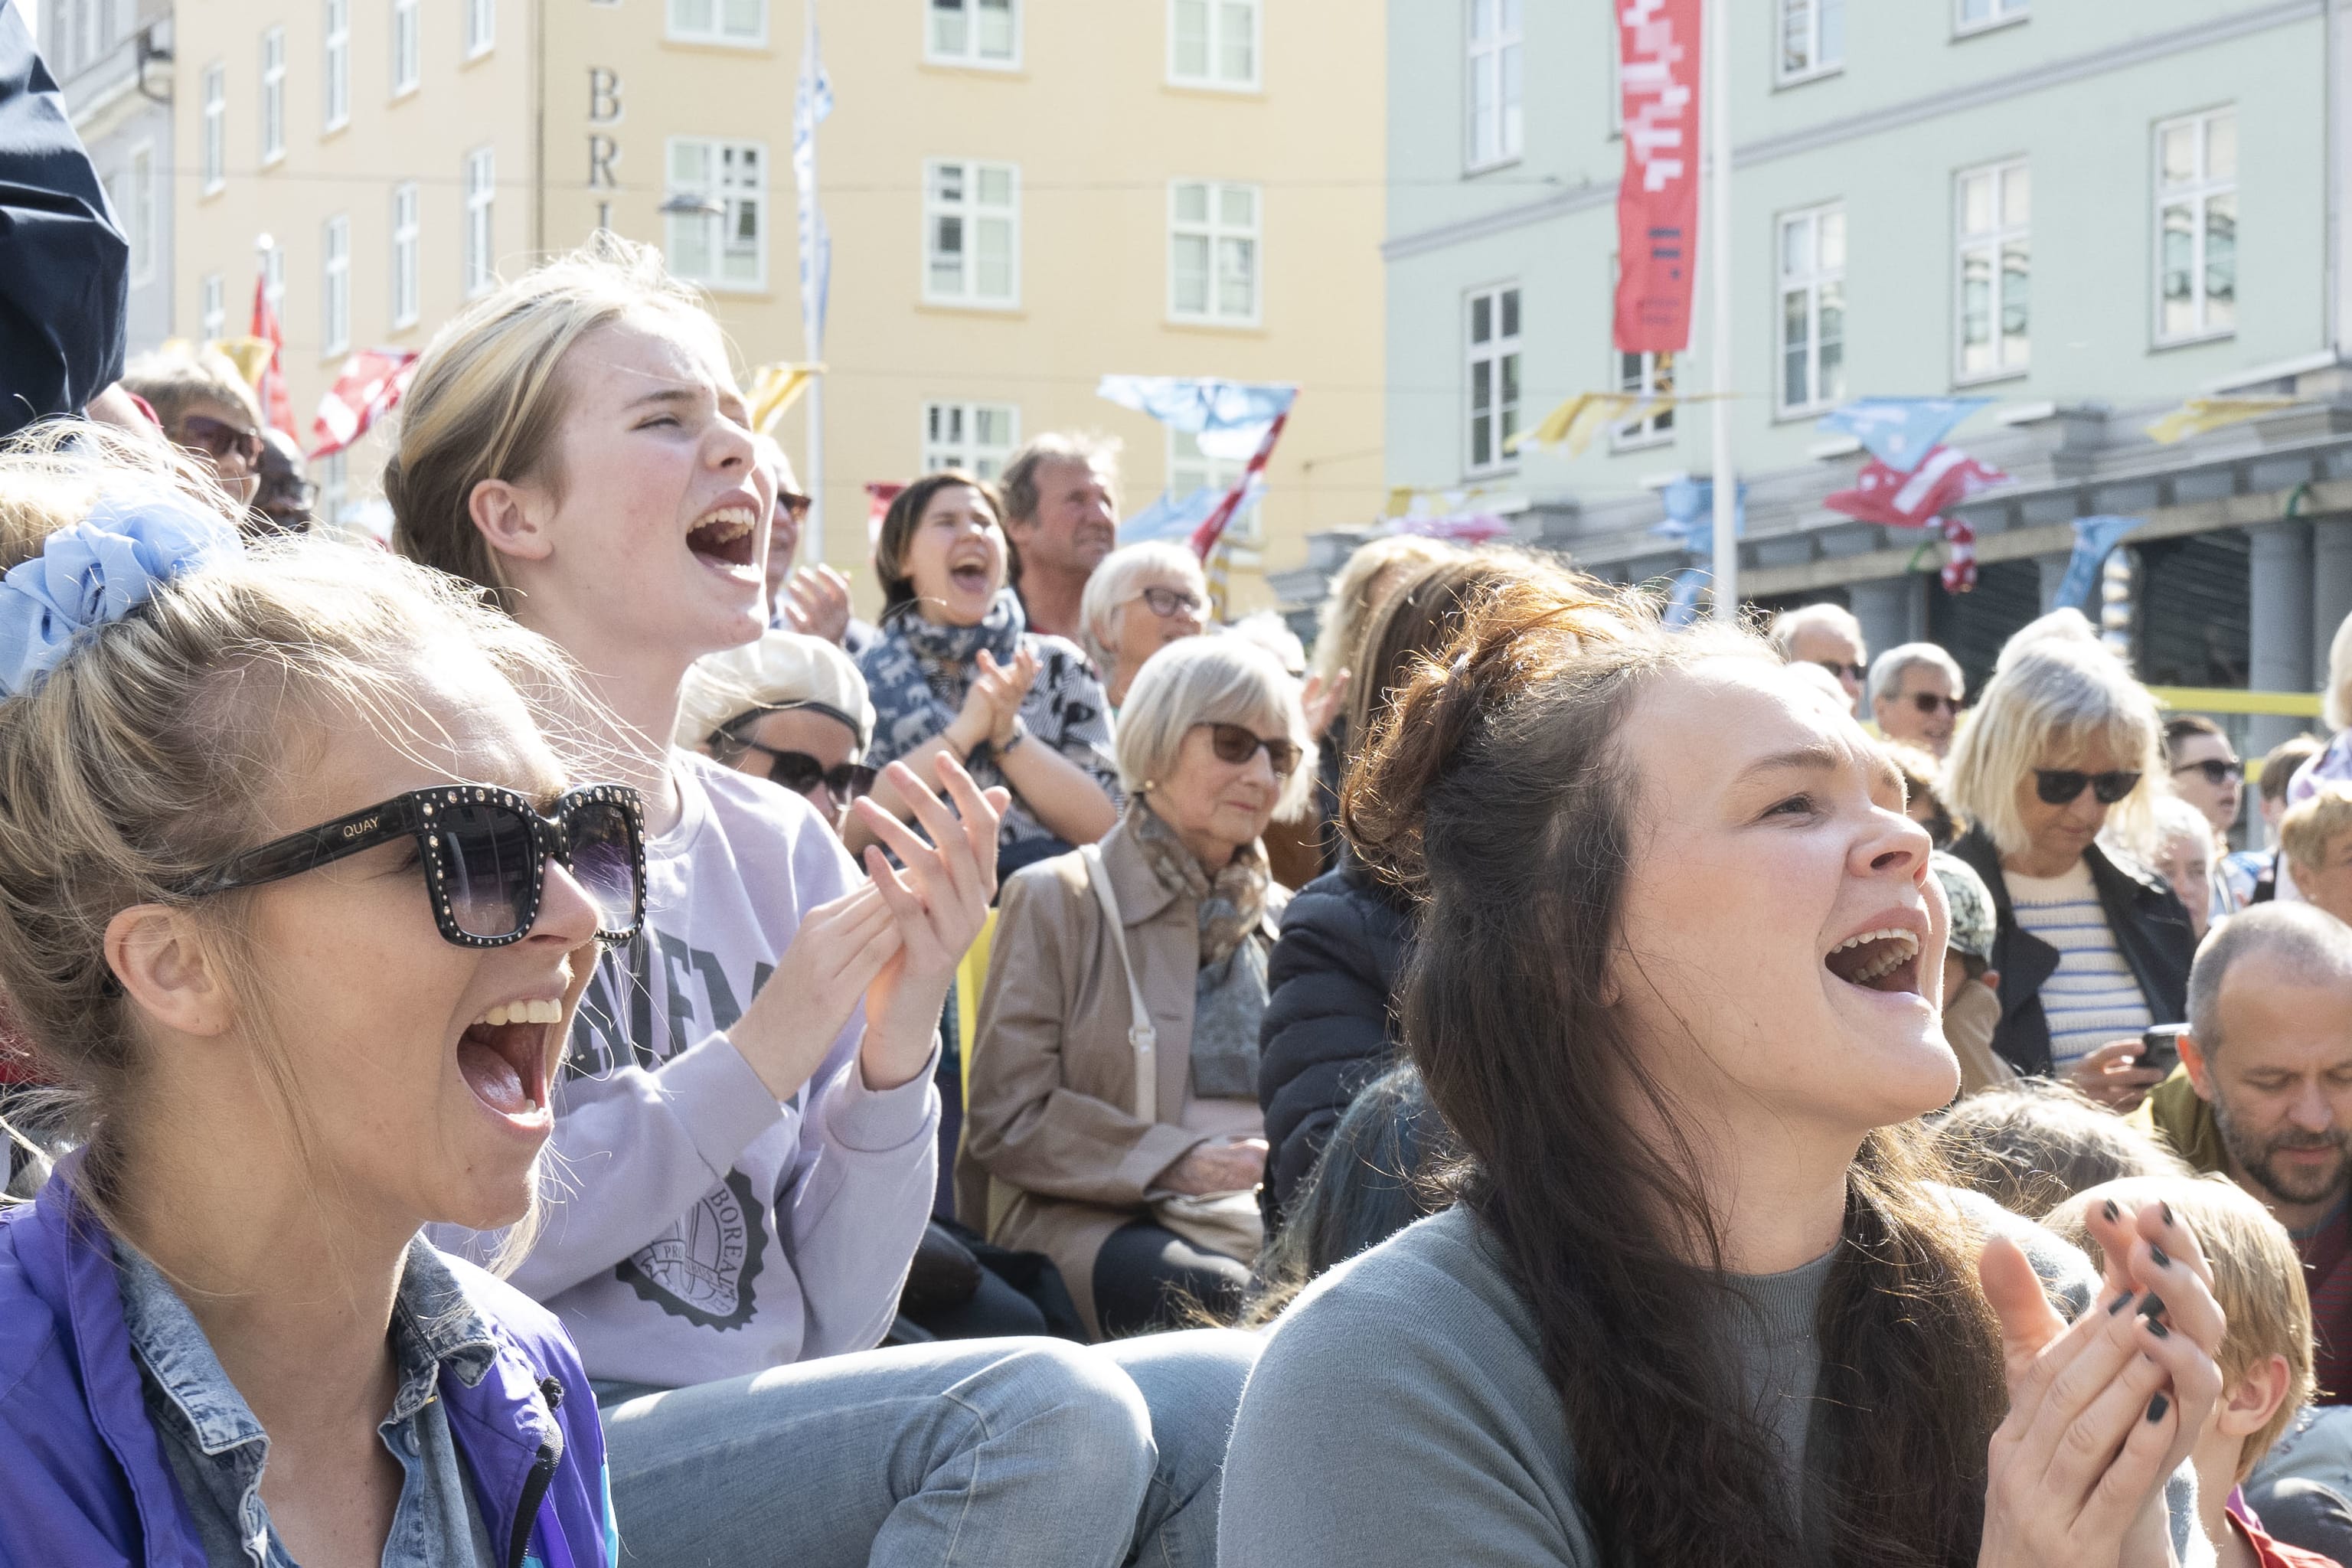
[2033,768,2143,807]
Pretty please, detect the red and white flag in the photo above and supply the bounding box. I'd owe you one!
[1612,0,1702,354]
[1824,445,2008,531]
[250,275,299,439]
[1188,409,1291,561]
[310,349,420,459]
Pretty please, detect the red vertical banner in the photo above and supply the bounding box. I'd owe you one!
[1613,0,1703,354]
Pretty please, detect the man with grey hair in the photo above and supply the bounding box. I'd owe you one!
[1001,433,1119,644]
[1868,642,1967,757]
[1766,601,1868,708]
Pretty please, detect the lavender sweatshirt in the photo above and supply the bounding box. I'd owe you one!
[434,753,938,1388]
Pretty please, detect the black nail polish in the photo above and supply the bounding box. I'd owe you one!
[2107,1290,2137,1316]
[2140,1294,2166,1321]
[2148,1393,2170,1423]
[2104,1199,2121,1222]
[2151,1243,2172,1269]
[2146,1318,2171,1339]
[2161,1202,2176,1227]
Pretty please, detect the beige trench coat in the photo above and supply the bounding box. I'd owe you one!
[956,818,1286,1338]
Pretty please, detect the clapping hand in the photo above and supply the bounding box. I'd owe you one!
[972,646,1043,748]
[779,564,854,645]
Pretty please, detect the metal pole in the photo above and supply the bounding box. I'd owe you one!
[1707,0,1737,622]
[801,1,827,566]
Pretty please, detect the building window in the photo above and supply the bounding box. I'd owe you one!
[665,139,768,289]
[201,64,227,192]
[1169,0,1259,90]
[125,142,155,283]
[1778,0,1843,83]
[200,273,226,341]
[464,146,495,296]
[1777,204,1846,415]
[929,0,1018,66]
[1168,179,1259,325]
[2156,108,2236,344]
[392,0,420,94]
[392,181,420,328]
[667,0,766,46]
[1614,351,1675,449]
[260,27,286,165]
[923,159,1019,307]
[1466,0,1522,169]
[1955,158,2029,381]
[323,0,350,129]
[465,0,494,58]
[322,214,350,356]
[923,401,1020,480]
[1955,0,2027,34]
[1465,283,1520,475]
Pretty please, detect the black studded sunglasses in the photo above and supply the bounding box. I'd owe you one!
[175,783,648,949]
[2034,768,2143,807]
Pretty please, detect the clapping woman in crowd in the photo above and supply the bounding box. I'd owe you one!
[1221,577,2227,1568]
[0,436,611,1565]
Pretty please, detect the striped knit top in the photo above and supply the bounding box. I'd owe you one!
[2003,859,2153,1071]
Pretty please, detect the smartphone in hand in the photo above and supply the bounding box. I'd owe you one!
[2139,1024,2190,1076]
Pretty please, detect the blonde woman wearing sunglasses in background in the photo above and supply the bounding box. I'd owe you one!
[963,636,1316,1339]
[119,345,266,508]
[1945,627,2197,1111]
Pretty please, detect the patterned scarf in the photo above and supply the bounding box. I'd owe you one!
[861,589,1027,792]
[1131,799,1272,1100]
[1130,799,1270,967]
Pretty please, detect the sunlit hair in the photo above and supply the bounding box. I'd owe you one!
[2259,733,2324,808]
[998,430,1119,528]
[1342,550,1544,748]
[1993,606,2098,671]
[1307,534,1460,691]
[1942,637,2164,859]
[2280,782,2352,876]
[1077,541,1207,671]
[873,469,1007,615]
[2187,901,2352,1057]
[1882,740,1958,847]
[386,231,724,612]
[1764,599,1862,660]
[2049,1174,2314,1478]
[1117,635,1317,822]
[1927,1078,2187,1220]
[0,424,613,1273]
[119,344,264,432]
[1867,641,1965,707]
[1345,575,2008,1568]
[2151,791,2216,863]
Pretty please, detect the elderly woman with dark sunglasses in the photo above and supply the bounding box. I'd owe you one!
[678,629,877,838]
[962,635,1316,1338]
[1945,631,2196,1108]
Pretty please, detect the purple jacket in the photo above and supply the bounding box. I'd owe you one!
[0,1170,615,1568]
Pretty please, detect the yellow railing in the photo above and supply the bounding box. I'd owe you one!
[2146,687,2324,719]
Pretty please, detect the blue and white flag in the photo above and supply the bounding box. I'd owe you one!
[2051,515,2143,612]
[1119,485,1232,546]
[1655,476,1745,554]
[1662,567,1710,629]
[793,8,835,354]
[1817,397,1991,475]
[1096,376,1298,460]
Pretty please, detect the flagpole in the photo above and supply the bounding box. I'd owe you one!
[1707,0,1736,623]
[800,2,827,567]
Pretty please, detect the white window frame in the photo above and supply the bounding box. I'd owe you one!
[1955,158,2030,383]
[391,181,420,328]
[926,0,1021,69]
[391,0,420,95]
[464,0,495,60]
[921,401,1021,481]
[200,273,226,341]
[323,0,350,130]
[1465,0,1523,172]
[1465,282,1521,477]
[1954,0,2027,36]
[665,0,767,47]
[322,214,351,357]
[1776,0,1844,86]
[2154,107,2238,346]
[260,27,286,165]
[663,138,769,292]
[1776,202,1847,417]
[125,141,155,284]
[1167,178,1261,327]
[1167,0,1260,92]
[463,146,495,297]
[1612,349,1676,452]
[201,64,227,193]
[923,158,1021,309]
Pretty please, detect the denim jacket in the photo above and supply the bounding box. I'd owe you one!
[0,1161,615,1568]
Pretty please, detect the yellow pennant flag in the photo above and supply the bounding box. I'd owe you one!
[1509,391,1677,457]
[2144,396,2297,445]
[745,362,825,436]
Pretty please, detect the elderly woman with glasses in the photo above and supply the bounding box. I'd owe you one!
[1078,541,1210,710]
[1945,632,2196,1109]
[960,636,1315,1339]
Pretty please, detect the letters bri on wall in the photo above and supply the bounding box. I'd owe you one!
[1613,0,1701,354]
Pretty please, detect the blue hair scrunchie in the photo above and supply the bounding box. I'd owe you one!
[0,493,244,699]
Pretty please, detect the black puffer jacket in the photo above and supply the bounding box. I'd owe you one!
[1256,847,1415,1229]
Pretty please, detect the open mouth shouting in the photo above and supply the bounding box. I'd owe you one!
[458,995,561,1128]
[1822,920,1926,998]
[946,542,998,600]
[686,500,763,578]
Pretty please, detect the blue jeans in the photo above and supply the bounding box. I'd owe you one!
[598,1330,1259,1567]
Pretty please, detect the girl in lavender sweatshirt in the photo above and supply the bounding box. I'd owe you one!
[392,234,1254,1567]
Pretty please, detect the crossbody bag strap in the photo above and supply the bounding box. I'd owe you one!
[1079,843,1158,1125]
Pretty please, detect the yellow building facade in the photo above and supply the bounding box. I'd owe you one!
[172,0,1387,611]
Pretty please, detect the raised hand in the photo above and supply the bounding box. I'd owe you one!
[724,883,902,1102]
[973,646,1043,748]
[780,564,854,646]
[1300,667,1350,740]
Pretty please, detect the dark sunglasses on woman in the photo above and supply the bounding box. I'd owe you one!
[1906,692,1963,717]
[177,783,648,948]
[175,413,265,468]
[1203,722,1301,779]
[1814,659,1866,684]
[2171,757,2242,787]
[777,489,814,523]
[735,737,877,802]
[2034,768,2142,807]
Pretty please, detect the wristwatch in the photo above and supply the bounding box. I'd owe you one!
[992,718,1031,761]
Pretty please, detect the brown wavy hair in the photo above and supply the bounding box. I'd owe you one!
[1342,575,2007,1568]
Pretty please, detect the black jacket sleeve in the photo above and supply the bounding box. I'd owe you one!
[0,0,128,437]
[1256,861,1412,1227]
